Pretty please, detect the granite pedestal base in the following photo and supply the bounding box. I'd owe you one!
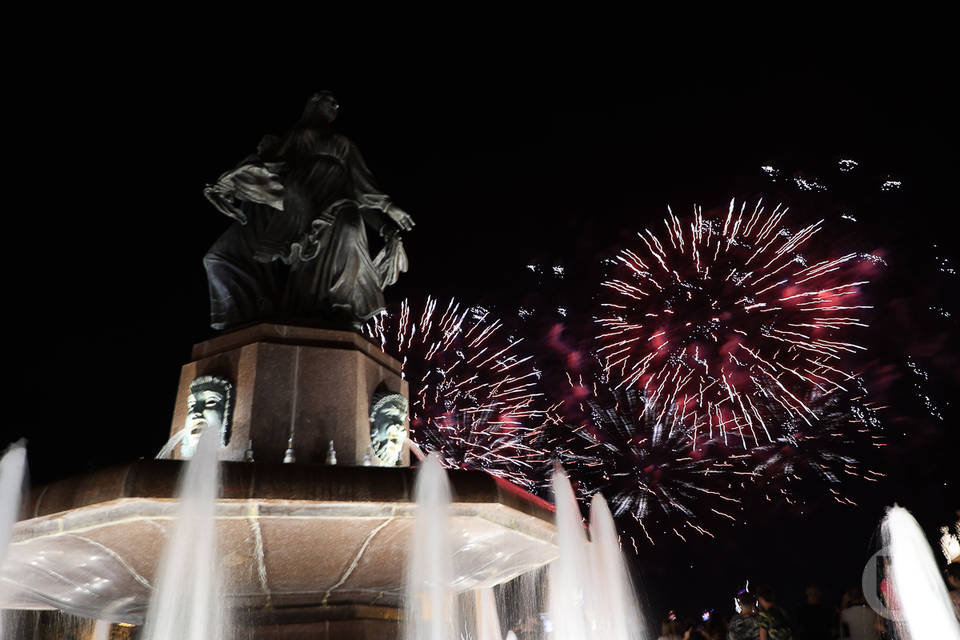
[169,324,409,466]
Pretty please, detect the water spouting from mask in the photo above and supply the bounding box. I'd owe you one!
[142,426,226,640]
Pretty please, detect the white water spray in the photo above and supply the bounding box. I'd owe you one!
[142,426,225,640]
[0,440,27,567]
[588,493,645,640]
[155,428,188,459]
[881,505,960,639]
[92,619,111,640]
[0,440,27,640]
[548,466,591,640]
[475,587,503,640]
[549,467,649,640]
[404,453,457,640]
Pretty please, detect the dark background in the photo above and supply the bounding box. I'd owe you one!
[2,33,957,626]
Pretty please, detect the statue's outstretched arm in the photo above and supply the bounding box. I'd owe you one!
[203,149,285,224]
[347,141,415,234]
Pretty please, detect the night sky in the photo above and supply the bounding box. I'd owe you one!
[3,36,957,624]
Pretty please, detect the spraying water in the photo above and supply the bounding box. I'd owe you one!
[548,467,649,640]
[0,440,27,566]
[404,453,457,640]
[475,587,503,640]
[588,493,646,640]
[548,465,591,640]
[142,426,225,640]
[155,428,188,459]
[881,505,960,639]
[0,440,27,640]
[495,566,548,640]
[92,619,111,640]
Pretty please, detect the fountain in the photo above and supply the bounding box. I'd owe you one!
[588,493,645,640]
[1,441,27,640]
[880,505,960,638]
[545,467,647,640]
[142,426,225,640]
[0,441,26,568]
[548,467,591,640]
[403,454,457,640]
[0,324,559,638]
[398,455,647,640]
[0,93,655,639]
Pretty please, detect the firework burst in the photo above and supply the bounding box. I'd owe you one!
[555,386,745,546]
[366,297,553,489]
[596,199,880,451]
[742,376,887,508]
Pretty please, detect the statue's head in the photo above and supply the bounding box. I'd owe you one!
[181,375,234,458]
[369,392,408,466]
[303,91,339,124]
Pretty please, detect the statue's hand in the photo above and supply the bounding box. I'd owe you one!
[385,205,415,232]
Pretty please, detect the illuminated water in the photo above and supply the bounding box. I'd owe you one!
[548,466,590,640]
[142,427,225,640]
[404,453,457,640]
[588,492,645,640]
[549,467,648,640]
[155,427,188,459]
[881,506,960,639]
[92,619,111,640]
[0,440,27,640]
[404,461,647,640]
[475,587,503,640]
[0,440,27,566]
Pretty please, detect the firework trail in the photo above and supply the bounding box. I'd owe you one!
[742,376,887,508]
[366,297,553,489]
[553,385,745,546]
[596,199,881,451]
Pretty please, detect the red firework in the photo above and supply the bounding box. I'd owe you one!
[596,199,878,450]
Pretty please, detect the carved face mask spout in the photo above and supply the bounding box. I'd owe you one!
[180,376,233,459]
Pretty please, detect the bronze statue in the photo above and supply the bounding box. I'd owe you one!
[203,92,414,330]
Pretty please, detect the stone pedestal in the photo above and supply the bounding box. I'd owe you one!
[169,324,409,466]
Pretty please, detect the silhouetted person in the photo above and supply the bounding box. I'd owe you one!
[704,614,727,640]
[794,583,834,640]
[659,617,682,640]
[948,561,960,622]
[729,591,761,640]
[839,587,879,640]
[683,623,709,640]
[756,585,792,640]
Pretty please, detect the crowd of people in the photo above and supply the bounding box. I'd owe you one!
[657,562,960,639]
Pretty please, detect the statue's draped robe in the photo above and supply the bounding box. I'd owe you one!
[203,125,407,330]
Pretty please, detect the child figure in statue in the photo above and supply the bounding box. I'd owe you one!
[202,92,414,331]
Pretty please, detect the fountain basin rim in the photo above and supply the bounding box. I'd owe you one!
[23,460,555,526]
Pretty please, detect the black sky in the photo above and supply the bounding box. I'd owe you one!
[2,33,957,622]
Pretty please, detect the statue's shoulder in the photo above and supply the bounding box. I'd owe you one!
[331,132,353,150]
[257,134,282,159]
